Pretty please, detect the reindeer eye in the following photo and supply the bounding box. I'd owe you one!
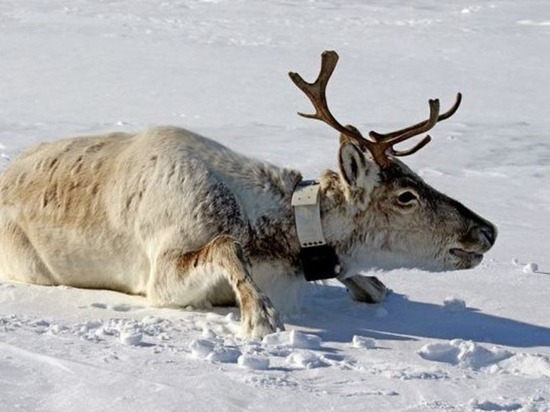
[397,191,418,205]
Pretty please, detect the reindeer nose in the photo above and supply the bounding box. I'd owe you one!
[473,223,497,248]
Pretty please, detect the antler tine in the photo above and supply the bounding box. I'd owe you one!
[288,51,365,143]
[365,98,440,159]
[391,92,460,156]
[436,92,462,121]
[390,135,432,157]
[370,93,462,142]
[393,92,464,157]
[376,98,440,150]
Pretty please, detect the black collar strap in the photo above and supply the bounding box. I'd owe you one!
[291,180,340,281]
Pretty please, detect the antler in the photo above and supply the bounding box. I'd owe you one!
[288,50,461,168]
[288,51,383,162]
[369,93,462,157]
[288,52,355,135]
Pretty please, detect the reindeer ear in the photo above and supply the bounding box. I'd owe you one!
[339,142,366,186]
[338,141,378,188]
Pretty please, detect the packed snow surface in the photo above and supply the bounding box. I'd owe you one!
[1,1,549,411]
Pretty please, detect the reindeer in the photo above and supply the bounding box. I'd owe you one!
[0,51,496,338]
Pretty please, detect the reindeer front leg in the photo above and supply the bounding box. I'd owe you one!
[339,275,389,304]
[148,235,284,338]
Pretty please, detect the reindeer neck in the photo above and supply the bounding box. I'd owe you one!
[317,170,362,263]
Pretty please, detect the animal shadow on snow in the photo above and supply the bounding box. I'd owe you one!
[289,284,550,348]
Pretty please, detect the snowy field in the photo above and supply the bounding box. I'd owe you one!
[1,1,549,411]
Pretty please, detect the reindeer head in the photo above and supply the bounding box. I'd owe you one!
[290,51,497,272]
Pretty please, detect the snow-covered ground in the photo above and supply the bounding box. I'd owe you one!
[1,1,549,411]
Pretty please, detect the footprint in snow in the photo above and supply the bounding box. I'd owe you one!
[89,303,144,312]
[468,399,522,411]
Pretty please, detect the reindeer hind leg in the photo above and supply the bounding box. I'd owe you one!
[0,220,56,286]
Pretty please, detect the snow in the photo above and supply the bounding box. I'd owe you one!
[443,297,467,312]
[522,263,540,274]
[262,330,322,349]
[237,355,270,371]
[418,339,513,369]
[351,335,377,349]
[1,0,549,411]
